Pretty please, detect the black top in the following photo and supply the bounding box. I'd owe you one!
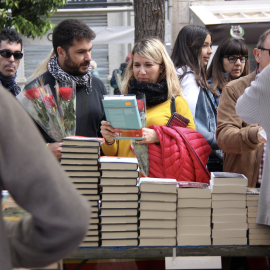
[25,71,107,143]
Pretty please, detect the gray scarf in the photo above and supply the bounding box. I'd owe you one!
[48,55,92,94]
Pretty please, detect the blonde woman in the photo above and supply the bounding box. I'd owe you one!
[101,37,195,157]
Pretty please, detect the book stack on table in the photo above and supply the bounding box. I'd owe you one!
[99,157,139,247]
[60,136,104,247]
[210,172,248,246]
[247,188,270,245]
[138,178,177,246]
[176,182,212,246]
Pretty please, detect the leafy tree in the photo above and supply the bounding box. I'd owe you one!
[0,0,67,39]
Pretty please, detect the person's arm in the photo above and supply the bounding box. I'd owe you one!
[236,64,270,126]
[196,124,219,149]
[216,84,260,154]
[0,88,89,269]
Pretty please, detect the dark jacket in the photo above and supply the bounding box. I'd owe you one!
[25,71,107,143]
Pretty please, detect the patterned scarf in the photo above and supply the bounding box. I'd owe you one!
[48,55,92,94]
[128,79,168,107]
[0,71,21,96]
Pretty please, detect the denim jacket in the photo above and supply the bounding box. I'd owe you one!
[194,72,229,150]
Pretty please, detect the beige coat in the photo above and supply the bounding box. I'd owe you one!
[216,70,264,187]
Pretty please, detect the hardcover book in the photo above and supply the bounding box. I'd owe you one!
[140,201,176,211]
[100,178,137,186]
[210,180,247,194]
[212,229,247,238]
[101,239,138,247]
[101,170,139,178]
[100,208,138,217]
[61,165,98,171]
[100,201,138,209]
[139,178,177,194]
[100,231,138,239]
[177,188,211,199]
[139,237,176,247]
[66,171,101,177]
[177,235,211,246]
[211,172,248,186]
[102,95,143,140]
[139,219,176,229]
[101,193,139,201]
[61,146,99,154]
[63,136,104,147]
[177,216,211,226]
[100,216,138,224]
[177,208,211,217]
[139,228,176,238]
[139,210,176,220]
[211,200,246,208]
[101,186,139,194]
[212,237,247,245]
[177,225,211,236]
[99,156,138,171]
[100,223,138,232]
[61,152,99,159]
[61,159,98,165]
[177,198,211,208]
[140,192,177,202]
[70,177,99,183]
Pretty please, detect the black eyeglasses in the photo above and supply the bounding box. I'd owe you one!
[258,47,270,56]
[223,55,248,63]
[0,50,23,60]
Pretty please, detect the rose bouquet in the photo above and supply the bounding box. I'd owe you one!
[17,82,65,141]
[55,81,76,137]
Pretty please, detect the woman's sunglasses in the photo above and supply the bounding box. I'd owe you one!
[0,49,23,60]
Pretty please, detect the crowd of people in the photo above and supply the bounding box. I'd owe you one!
[0,18,270,269]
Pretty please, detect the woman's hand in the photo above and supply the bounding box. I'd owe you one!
[135,128,159,144]
[100,120,116,141]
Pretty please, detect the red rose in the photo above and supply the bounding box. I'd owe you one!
[137,99,144,112]
[43,95,55,109]
[59,87,73,101]
[24,87,40,101]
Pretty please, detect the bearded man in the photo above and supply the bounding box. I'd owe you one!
[26,19,107,159]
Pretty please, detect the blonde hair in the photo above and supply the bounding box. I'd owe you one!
[122,37,184,100]
[28,49,55,81]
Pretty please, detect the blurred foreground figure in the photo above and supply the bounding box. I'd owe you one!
[0,87,89,270]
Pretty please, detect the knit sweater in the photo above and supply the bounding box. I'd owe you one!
[236,63,270,226]
[0,87,90,269]
[102,96,195,157]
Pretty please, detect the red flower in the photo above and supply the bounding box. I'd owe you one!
[59,87,73,101]
[137,99,144,112]
[24,87,40,101]
[43,95,55,109]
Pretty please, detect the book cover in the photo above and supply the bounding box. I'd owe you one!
[101,193,138,201]
[99,156,138,171]
[139,178,177,194]
[63,136,104,147]
[177,182,209,188]
[100,201,138,209]
[100,178,137,186]
[211,172,248,186]
[140,192,177,202]
[139,237,176,247]
[102,95,143,140]
[101,170,139,178]
[100,223,138,232]
[101,231,138,239]
[101,239,138,247]
[101,186,139,194]
[139,228,176,238]
[140,201,176,211]
[139,219,176,229]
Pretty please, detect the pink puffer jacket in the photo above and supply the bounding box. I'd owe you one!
[148,125,212,184]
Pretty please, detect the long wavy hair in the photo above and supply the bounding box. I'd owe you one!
[122,37,184,100]
[207,38,249,94]
[171,25,212,93]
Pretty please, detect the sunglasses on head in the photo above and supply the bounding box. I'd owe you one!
[0,49,23,60]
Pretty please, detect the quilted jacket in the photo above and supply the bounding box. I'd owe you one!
[148,125,212,184]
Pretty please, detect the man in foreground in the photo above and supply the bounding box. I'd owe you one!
[0,87,90,269]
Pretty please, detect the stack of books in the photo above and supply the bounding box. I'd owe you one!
[210,172,248,245]
[138,178,177,246]
[247,188,270,245]
[60,136,103,247]
[99,157,139,247]
[177,182,211,246]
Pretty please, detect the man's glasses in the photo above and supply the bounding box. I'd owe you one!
[258,47,270,56]
[0,50,23,60]
[223,55,248,63]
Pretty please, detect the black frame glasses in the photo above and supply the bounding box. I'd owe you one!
[0,49,23,60]
[223,55,248,63]
[258,47,270,56]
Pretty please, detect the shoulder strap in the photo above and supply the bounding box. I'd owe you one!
[202,87,218,115]
[170,96,176,114]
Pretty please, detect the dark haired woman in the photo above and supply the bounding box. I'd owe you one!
[207,38,249,105]
[171,25,223,171]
